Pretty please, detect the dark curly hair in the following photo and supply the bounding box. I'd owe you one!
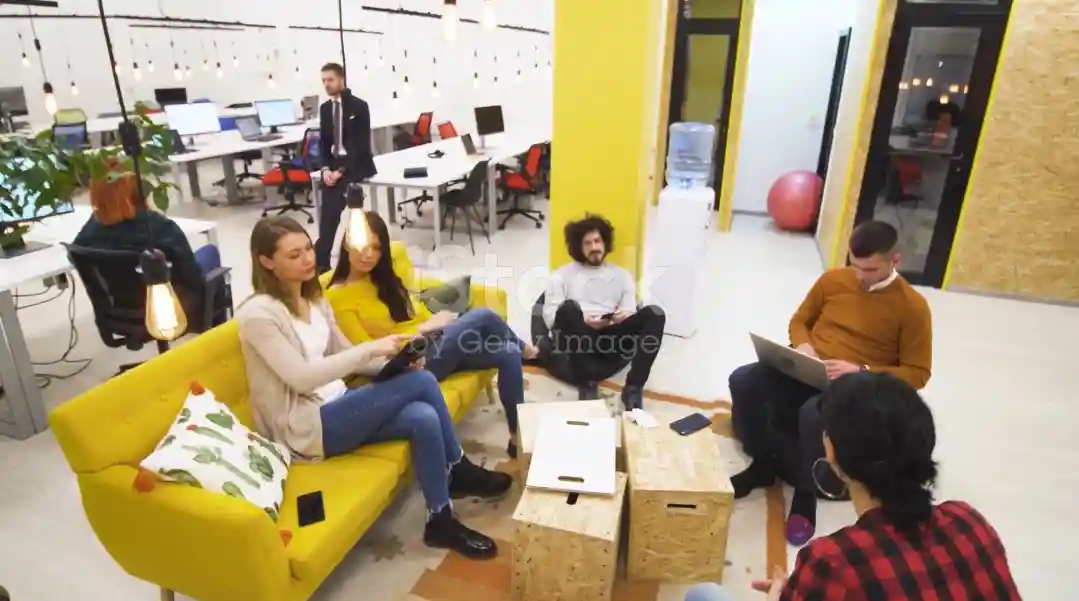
[821,372,938,541]
[564,214,614,264]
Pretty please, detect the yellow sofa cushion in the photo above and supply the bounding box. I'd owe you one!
[278,454,401,583]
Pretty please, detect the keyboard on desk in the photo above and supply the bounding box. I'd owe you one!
[248,134,282,142]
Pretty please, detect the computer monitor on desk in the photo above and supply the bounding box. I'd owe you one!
[164,102,221,146]
[0,87,29,118]
[0,158,75,258]
[255,99,297,133]
[154,87,188,106]
[474,105,505,148]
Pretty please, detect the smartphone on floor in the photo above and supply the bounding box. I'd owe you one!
[670,412,712,436]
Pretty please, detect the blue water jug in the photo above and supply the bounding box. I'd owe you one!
[666,122,716,188]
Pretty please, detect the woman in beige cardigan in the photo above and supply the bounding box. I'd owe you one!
[237,216,509,560]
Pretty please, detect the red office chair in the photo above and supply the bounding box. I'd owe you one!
[437,121,458,139]
[261,128,320,223]
[497,143,547,229]
[413,112,434,145]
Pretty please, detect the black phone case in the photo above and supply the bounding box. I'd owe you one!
[670,413,712,436]
[297,491,325,527]
[373,337,429,382]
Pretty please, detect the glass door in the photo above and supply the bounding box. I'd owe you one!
[669,2,740,210]
[854,4,1009,287]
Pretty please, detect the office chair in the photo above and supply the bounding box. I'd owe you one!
[54,108,88,125]
[440,160,491,255]
[437,121,458,139]
[65,244,233,374]
[52,122,90,149]
[496,143,547,229]
[412,111,434,145]
[261,128,320,222]
[213,116,263,188]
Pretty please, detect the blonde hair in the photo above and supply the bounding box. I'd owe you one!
[249,216,323,315]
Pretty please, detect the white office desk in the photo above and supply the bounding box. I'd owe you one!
[316,129,550,249]
[0,210,218,440]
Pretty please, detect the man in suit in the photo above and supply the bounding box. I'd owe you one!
[316,62,377,272]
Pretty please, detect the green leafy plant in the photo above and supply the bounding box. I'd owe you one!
[0,113,176,249]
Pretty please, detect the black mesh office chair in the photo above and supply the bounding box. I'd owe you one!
[439,160,490,255]
[65,245,233,373]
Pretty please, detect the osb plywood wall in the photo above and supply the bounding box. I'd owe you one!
[945,2,1079,301]
[815,0,898,267]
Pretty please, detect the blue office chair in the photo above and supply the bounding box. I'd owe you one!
[52,122,90,149]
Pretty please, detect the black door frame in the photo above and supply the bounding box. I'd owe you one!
[853,1,1011,287]
[669,8,740,210]
[817,28,852,181]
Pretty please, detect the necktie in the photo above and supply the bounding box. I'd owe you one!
[333,100,347,157]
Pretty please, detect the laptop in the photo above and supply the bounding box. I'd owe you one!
[749,333,830,390]
[236,115,281,142]
[167,129,194,154]
[461,133,486,156]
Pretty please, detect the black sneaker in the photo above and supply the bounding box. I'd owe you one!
[578,381,600,400]
[449,456,513,500]
[621,385,644,410]
[507,438,518,459]
[423,506,498,559]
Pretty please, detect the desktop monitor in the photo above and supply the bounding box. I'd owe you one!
[154,87,189,106]
[255,99,297,132]
[0,157,75,256]
[475,105,505,137]
[164,102,221,137]
[0,86,29,117]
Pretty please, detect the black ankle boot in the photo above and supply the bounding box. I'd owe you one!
[621,385,644,410]
[578,381,600,400]
[449,456,513,500]
[423,506,497,559]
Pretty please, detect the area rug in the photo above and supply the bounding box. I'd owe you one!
[310,368,789,601]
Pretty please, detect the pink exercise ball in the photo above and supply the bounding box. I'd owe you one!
[767,170,823,231]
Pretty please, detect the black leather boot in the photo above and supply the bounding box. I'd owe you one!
[449,456,513,500]
[423,506,497,559]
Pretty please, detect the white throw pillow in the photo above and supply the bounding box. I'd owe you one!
[139,383,291,522]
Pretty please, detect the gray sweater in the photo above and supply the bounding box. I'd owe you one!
[236,294,386,459]
[543,261,637,328]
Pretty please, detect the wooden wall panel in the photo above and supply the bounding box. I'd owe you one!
[815,0,898,267]
[944,2,1079,301]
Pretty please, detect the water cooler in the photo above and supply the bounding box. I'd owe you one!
[643,122,715,338]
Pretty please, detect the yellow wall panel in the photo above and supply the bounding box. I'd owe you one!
[944,2,1079,301]
[715,0,755,231]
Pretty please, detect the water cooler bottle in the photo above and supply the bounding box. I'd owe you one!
[643,122,715,338]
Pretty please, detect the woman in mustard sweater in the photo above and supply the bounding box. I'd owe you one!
[328,211,537,458]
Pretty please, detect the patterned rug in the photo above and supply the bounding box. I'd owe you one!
[310,368,789,601]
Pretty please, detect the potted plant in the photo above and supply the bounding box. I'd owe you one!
[0,114,176,254]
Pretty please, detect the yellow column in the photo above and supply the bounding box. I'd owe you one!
[549,0,669,278]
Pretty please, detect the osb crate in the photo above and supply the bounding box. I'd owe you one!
[623,418,734,583]
[516,400,624,476]
[511,473,628,601]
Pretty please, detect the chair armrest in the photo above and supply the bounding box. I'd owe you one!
[80,465,291,601]
[201,266,233,329]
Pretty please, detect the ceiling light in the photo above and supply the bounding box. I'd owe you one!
[442,0,458,43]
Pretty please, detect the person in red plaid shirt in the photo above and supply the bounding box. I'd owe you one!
[686,372,1021,601]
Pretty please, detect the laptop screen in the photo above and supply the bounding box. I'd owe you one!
[235,117,261,139]
[461,134,477,155]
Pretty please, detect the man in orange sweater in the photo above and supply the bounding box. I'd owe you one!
[728,220,932,545]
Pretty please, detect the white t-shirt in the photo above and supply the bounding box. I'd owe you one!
[291,307,349,403]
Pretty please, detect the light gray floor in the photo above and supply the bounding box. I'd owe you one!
[1,167,1078,599]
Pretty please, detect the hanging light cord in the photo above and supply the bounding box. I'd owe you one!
[27,9,49,82]
[94,0,146,204]
[337,0,347,78]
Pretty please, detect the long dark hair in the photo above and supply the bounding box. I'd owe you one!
[329,210,413,322]
[564,214,614,264]
[821,373,938,540]
[250,216,323,316]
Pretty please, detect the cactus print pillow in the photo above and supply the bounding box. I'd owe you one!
[139,382,291,522]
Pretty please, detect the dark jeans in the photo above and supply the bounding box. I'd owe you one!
[321,370,462,513]
[548,301,665,388]
[729,361,824,493]
[315,176,359,272]
[424,308,525,433]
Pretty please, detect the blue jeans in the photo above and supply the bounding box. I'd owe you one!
[320,370,462,513]
[424,307,524,433]
[685,584,735,601]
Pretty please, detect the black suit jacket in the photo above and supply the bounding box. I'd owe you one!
[319,90,377,180]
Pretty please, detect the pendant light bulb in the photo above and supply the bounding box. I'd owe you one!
[432,81,440,99]
[133,63,142,81]
[473,72,480,89]
[141,250,188,341]
[217,62,223,78]
[22,53,30,67]
[70,81,80,96]
[113,62,121,76]
[202,60,209,72]
[442,0,458,43]
[295,66,302,80]
[43,82,57,116]
[185,65,192,79]
[481,0,497,31]
[173,63,182,81]
[403,76,411,96]
[148,60,155,73]
[233,56,239,68]
[346,209,370,249]
[268,73,276,88]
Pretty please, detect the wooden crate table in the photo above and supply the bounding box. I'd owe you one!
[516,400,623,475]
[512,473,628,601]
[623,416,734,583]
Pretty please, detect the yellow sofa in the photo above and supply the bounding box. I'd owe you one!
[49,242,507,601]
